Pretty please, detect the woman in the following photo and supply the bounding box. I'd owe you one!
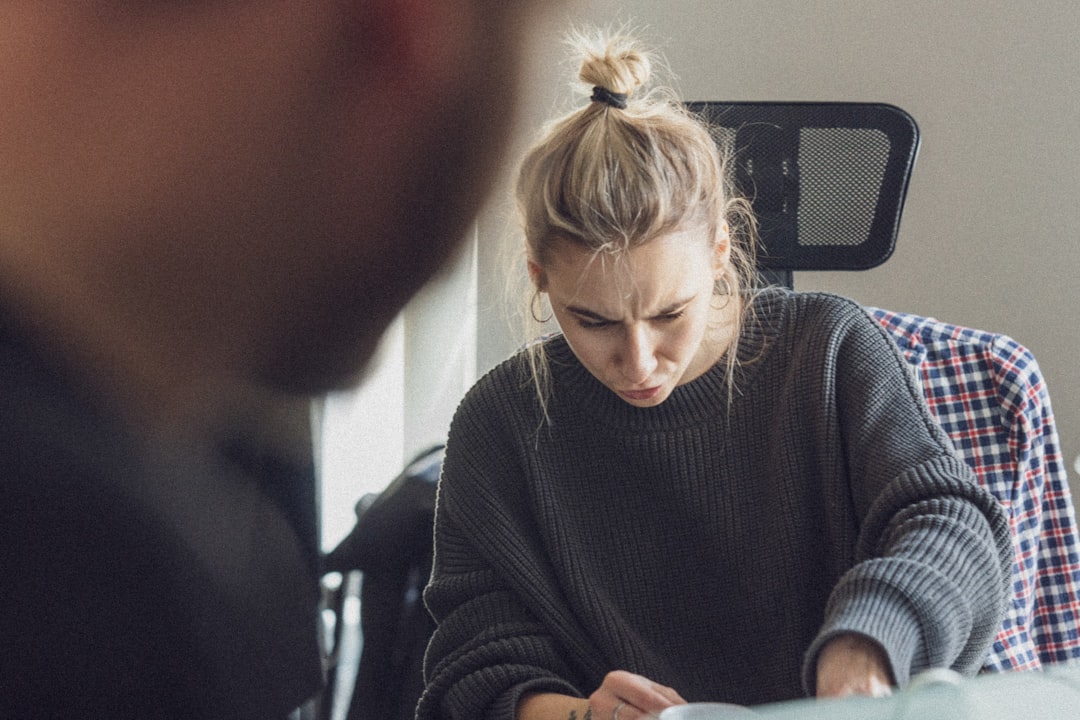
[418,32,1011,720]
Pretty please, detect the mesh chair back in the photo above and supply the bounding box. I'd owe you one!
[686,102,920,287]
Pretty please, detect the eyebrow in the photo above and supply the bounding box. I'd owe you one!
[564,296,697,322]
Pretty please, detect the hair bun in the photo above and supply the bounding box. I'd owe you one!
[576,32,652,100]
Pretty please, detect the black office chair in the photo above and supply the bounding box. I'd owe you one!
[317,446,444,720]
[686,101,919,288]
[690,101,1080,670]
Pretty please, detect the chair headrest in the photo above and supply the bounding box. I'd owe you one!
[687,102,920,284]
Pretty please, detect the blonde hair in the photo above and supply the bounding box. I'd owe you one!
[516,30,757,416]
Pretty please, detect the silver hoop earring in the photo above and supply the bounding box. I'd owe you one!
[715,274,733,296]
[530,290,553,324]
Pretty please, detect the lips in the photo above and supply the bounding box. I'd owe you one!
[620,385,662,401]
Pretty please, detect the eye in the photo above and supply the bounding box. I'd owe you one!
[577,318,615,330]
[657,310,686,322]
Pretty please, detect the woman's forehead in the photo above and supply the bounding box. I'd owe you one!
[547,227,713,272]
[546,231,715,311]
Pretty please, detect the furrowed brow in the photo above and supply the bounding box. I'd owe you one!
[654,295,697,316]
[565,305,615,322]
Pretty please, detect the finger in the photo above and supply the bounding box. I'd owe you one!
[817,674,894,699]
[629,679,685,712]
[611,700,667,720]
[592,673,684,720]
[867,677,893,698]
[587,683,624,720]
[604,671,686,714]
[652,682,686,706]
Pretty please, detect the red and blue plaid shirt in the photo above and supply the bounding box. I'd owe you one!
[870,307,1080,670]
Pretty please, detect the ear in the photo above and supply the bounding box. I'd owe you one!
[711,222,732,280]
[527,258,547,291]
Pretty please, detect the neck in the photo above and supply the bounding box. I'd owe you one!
[681,292,742,386]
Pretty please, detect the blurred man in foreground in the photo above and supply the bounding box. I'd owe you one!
[0,1,562,717]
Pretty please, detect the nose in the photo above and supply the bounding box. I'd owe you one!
[619,324,658,384]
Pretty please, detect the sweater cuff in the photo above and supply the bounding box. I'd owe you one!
[488,677,583,720]
[802,573,924,694]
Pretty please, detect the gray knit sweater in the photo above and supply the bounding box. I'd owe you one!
[419,289,1011,720]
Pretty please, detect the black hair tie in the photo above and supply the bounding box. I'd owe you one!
[590,85,628,110]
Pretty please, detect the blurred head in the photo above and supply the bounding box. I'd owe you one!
[517,32,756,407]
[0,0,557,406]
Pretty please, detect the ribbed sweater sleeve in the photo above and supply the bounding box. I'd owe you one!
[419,361,594,720]
[800,459,1011,684]
[797,298,1011,690]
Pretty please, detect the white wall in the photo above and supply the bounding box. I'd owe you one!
[477,0,1080,487]
[318,238,477,551]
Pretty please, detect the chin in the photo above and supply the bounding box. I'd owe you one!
[251,322,386,396]
[616,386,674,407]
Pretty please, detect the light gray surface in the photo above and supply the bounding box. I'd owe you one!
[659,666,1080,720]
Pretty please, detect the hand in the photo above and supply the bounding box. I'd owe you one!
[589,670,686,720]
[815,633,894,698]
